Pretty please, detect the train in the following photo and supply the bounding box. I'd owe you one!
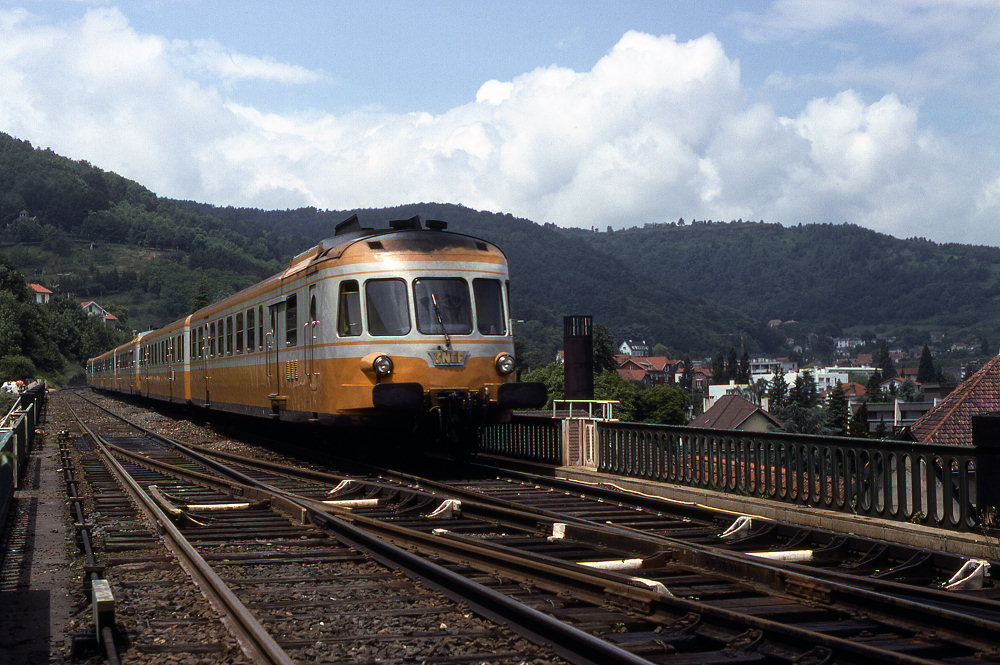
[87,215,546,447]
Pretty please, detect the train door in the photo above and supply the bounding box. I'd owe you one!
[201,324,211,407]
[266,301,281,397]
[167,336,175,403]
[306,285,320,393]
[139,344,148,396]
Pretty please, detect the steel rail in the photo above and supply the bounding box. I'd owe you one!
[112,435,991,664]
[72,391,1000,662]
[63,399,295,665]
[193,443,1000,624]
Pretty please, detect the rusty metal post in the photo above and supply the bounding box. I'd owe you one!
[563,315,593,401]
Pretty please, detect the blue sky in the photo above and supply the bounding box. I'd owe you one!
[2,1,999,246]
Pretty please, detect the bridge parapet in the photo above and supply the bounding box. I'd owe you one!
[483,413,1000,533]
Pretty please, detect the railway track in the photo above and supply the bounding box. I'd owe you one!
[62,389,1000,663]
[57,391,559,664]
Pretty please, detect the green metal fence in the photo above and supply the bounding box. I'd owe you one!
[0,382,46,533]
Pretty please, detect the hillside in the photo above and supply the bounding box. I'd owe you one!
[561,221,1000,339]
[2,131,998,370]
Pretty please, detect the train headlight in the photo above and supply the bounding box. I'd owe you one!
[495,353,516,375]
[373,354,394,377]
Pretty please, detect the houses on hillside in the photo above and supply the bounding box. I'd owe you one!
[26,282,119,328]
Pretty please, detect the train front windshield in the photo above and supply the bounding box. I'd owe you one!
[353,277,508,338]
[414,278,472,334]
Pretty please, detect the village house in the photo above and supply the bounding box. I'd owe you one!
[80,300,118,327]
[618,339,649,357]
[28,283,51,305]
[690,394,783,432]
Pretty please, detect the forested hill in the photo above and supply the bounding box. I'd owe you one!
[559,221,1000,336]
[2,130,999,370]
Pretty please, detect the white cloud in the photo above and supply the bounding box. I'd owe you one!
[0,10,998,245]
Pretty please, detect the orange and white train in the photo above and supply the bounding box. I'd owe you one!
[87,216,545,445]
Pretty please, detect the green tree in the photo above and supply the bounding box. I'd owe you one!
[849,401,870,438]
[768,373,788,409]
[594,371,640,421]
[789,370,818,408]
[824,382,849,436]
[725,346,738,382]
[679,355,693,391]
[191,277,212,312]
[522,361,565,409]
[736,348,750,384]
[866,370,884,402]
[711,351,725,384]
[592,324,618,373]
[0,354,36,381]
[635,384,689,425]
[876,339,896,379]
[897,378,922,402]
[917,345,936,383]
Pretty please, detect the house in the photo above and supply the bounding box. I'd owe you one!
[910,355,1000,445]
[675,366,711,392]
[749,356,797,376]
[80,300,118,327]
[619,339,649,357]
[28,283,51,305]
[616,356,675,387]
[690,394,783,432]
[863,401,935,435]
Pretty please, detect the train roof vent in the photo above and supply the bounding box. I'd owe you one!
[425,219,448,231]
[389,216,422,231]
[334,214,362,236]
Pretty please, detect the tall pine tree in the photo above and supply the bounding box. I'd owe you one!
[917,345,936,383]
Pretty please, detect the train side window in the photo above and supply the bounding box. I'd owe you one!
[246,309,255,350]
[473,279,506,335]
[285,294,298,346]
[225,316,233,355]
[365,279,410,336]
[413,278,472,335]
[337,281,361,337]
[258,306,264,350]
[236,313,244,354]
[210,322,217,357]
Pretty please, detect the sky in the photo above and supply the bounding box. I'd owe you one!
[1,1,999,246]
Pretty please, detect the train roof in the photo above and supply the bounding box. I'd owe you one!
[282,214,505,279]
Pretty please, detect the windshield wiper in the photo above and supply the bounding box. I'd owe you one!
[430,293,452,349]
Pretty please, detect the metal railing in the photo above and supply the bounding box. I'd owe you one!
[480,415,561,464]
[0,381,46,533]
[482,414,999,532]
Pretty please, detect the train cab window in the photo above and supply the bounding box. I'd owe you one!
[337,281,362,337]
[365,279,410,336]
[246,309,255,350]
[473,279,506,335]
[236,313,244,354]
[285,294,298,346]
[413,278,472,335]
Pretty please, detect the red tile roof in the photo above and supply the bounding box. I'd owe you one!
[28,283,52,294]
[617,366,647,382]
[910,354,1000,446]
